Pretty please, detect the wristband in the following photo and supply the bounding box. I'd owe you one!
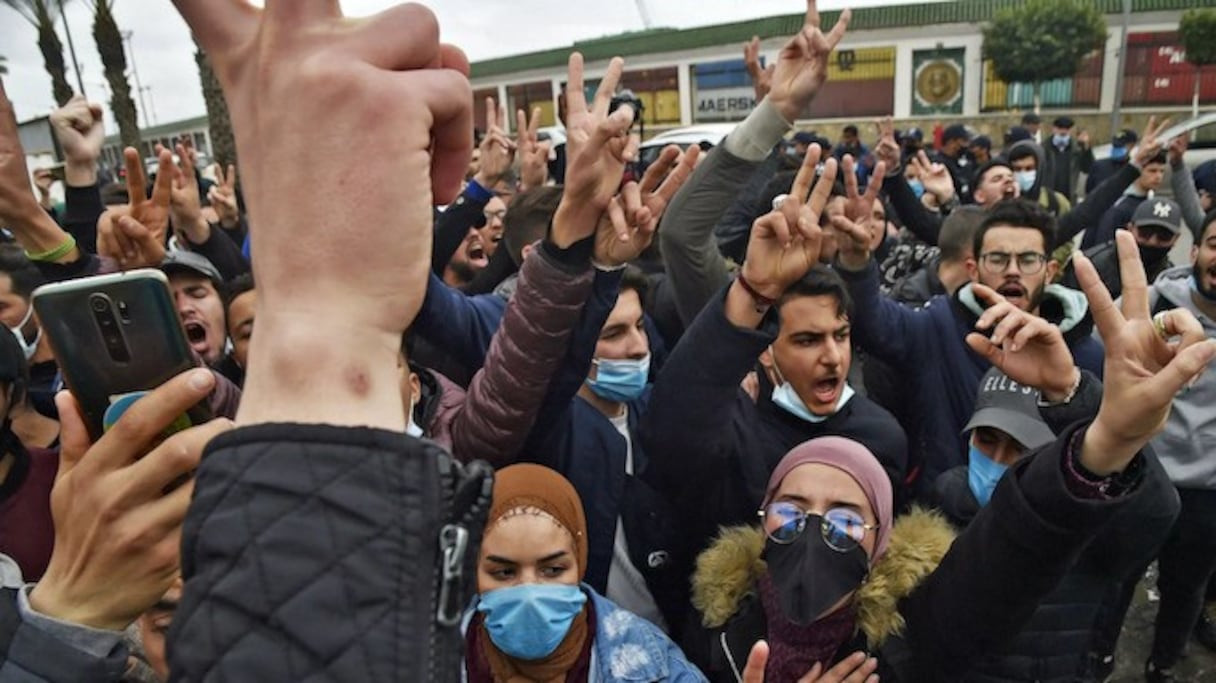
[590,258,628,272]
[736,272,776,312]
[25,235,77,263]
[1037,370,1082,407]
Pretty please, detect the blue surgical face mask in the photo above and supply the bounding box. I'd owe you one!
[967,444,1010,508]
[1111,146,1129,162]
[1015,170,1037,193]
[1052,133,1070,148]
[907,178,926,200]
[770,349,855,423]
[477,583,588,660]
[586,354,650,402]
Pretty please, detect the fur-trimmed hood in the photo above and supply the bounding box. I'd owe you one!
[691,507,955,648]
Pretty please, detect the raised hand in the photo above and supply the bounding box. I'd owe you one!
[173,0,473,430]
[1133,116,1171,168]
[740,144,837,300]
[1075,231,1216,475]
[126,147,173,244]
[965,284,1079,402]
[516,105,550,191]
[744,36,776,103]
[170,143,209,244]
[474,98,516,189]
[910,150,954,202]
[743,641,880,683]
[50,95,105,187]
[552,52,638,245]
[831,154,885,270]
[97,212,167,270]
[29,370,233,631]
[206,163,240,229]
[1077,130,1090,149]
[33,168,54,208]
[593,144,699,267]
[767,0,851,123]
[872,116,900,174]
[0,82,77,257]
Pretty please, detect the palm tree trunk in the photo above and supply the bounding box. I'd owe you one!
[34,2,73,105]
[91,0,140,151]
[195,44,237,171]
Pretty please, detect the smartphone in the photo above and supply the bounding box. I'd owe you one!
[33,269,208,440]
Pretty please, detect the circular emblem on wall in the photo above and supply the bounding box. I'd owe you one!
[915,60,962,106]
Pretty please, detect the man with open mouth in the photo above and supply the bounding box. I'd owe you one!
[160,251,228,368]
[837,198,1106,499]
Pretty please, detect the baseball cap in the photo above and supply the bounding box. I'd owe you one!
[1132,198,1184,235]
[942,124,971,143]
[961,368,1056,451]
[792,131,816,145]
[1052,116,1075,129]
[1113,129,1139,147]
[161,250,223,284]
[1004,126,1033,145]
[903,127,924,142]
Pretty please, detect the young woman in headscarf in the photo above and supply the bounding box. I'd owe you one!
[464,463,704,682]
[686,232,1216,682]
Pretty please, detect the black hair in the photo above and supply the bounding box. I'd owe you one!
[0,246,46,300]
[223,272,255,311]
[1007,146,1037,165]
[776,265,853,320]
[939,206,986,263]
[503,185,563,266]
[842,124,859,136]
[1201,209,1216,242]
[619,265,650,304]
[1143,151,1168,167]
[974,199,1057,257]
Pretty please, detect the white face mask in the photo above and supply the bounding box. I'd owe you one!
[9,304,40,362]
[406,395,423,438]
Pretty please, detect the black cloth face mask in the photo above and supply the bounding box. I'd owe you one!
[762,515,870,625]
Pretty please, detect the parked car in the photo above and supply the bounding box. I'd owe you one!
[1091,112,1216,169]
[638,123,737,171]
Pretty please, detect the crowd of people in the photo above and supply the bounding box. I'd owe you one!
[0,0,1215,681]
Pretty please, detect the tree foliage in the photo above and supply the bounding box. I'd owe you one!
[195,42,237,171]
[86,0,140,150]
[1180,9,1216,69]
[2,0,75,105]
[982,0,1107,87]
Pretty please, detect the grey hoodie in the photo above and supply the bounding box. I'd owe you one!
[1148,265,1216,488]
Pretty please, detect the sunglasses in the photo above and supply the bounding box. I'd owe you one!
[1134,224,1175,243]
[758,501,878,552]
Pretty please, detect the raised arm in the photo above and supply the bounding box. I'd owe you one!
[49,96,107,254]
[1168,136,1206,239]
[874,119,946,245]
[1057,117,1169,248]
[660,0,850,326]
[902,232,1216,679]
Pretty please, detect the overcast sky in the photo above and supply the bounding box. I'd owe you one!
[1,0,941,129]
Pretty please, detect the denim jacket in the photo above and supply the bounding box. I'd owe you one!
[462,584,706,682]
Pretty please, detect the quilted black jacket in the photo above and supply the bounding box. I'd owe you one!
[169,425,490,681]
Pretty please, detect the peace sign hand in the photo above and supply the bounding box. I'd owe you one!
[1076,230,1216,475]
[473,98,516,189]
[207,163,240,229]
[516,106,550,191]
[767,0,852,123]
[744,36,776,103]
[593,144,699,267]
[740,144,837,300]
[872,116,900,174]
[831,154,885,270]
[1133,115,1172,169]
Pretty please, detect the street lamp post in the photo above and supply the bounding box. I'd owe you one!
[58,0,87,98]
[121,30,150,130]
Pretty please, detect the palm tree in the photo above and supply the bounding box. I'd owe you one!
[2,0,75,105]
[195,41,236,171]
[84,0,139,150]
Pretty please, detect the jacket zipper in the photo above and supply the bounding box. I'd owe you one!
[428,455,454,682]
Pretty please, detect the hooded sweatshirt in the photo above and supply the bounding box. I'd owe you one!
[1007,140,1071,217]
[1147,266,1216,488]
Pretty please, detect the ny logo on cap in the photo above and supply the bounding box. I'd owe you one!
[1154,201,1173,218]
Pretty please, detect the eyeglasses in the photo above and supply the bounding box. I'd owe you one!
[483,209,507,223]
[979,251,1047,275]
[1134,224,1175,243]
[758,501,878,552]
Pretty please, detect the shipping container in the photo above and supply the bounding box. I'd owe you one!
[1124,31,1216,106]
[981,51,1102,111]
